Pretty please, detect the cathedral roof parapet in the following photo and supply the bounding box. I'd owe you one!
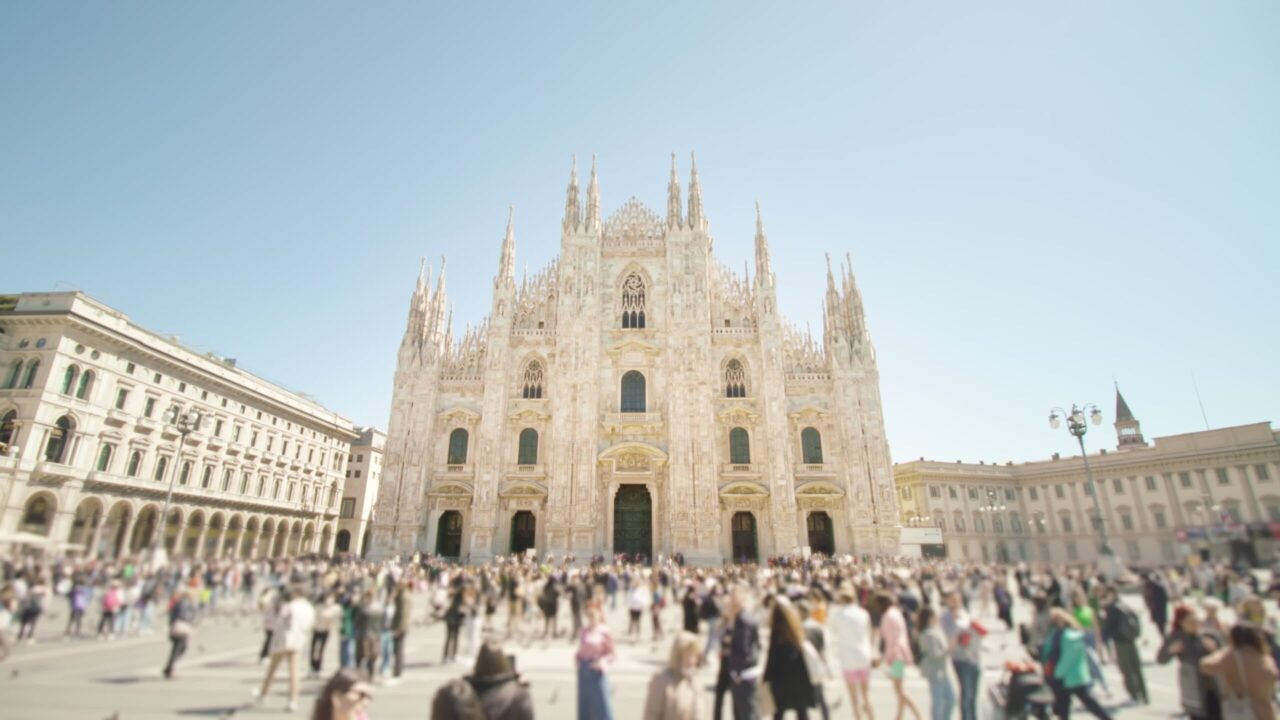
[603,198,666,249]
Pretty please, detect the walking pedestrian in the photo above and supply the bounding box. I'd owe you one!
[643,631,706,720]
[253,585,316,712]
[162,586,196,679]
[311,592,341,678]
[1100,587,1147,704]
[1199,622,1278,720]
[764,595,815,719]
[872,591,921,720]
[1158,604,1223,720]
[1041,608,1112,720]
[576,599,616,720]
[940,589,983,720]
[916,607,954,720]
[829,583,873,720]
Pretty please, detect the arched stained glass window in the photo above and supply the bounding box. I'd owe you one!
[521,360,544,399]
[620,371,646,413]
[725,359,747,398]
[729,427,750,464]
[800,427,823,464]
[517,428,538,465]
[447,428,469,464]
[620,273,646,329]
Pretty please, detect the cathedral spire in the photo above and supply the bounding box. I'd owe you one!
[584,153,601,233]
[687,151,704,230]
[754,201,772,282]
[667,152,683,229]
[497,205,516,285]
[563,154,581,232]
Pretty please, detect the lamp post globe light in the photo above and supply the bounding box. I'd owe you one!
[149,406,207,567]
[1048,403,1120,575]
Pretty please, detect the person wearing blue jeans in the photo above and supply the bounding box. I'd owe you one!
[918,607,956,720]
[941,591,982,720]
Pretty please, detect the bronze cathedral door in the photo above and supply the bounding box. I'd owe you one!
[613,485,652,562]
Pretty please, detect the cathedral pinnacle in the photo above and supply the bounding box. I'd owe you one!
[687,151,704,230]
[585,153,601,233]
[754,201,773,281]
[563,154,581,232]
[667,152,683,229]
[498,205,516,284]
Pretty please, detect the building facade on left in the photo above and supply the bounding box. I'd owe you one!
[0,292,358,558]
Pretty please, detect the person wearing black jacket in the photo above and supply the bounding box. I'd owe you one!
[764,596,815,719]
[723,586,762,720]
[682,587,700,634]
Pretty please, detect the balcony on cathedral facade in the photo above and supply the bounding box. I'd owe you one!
[603,412,663,434]
[507,464,546,480]
[438,463,475,480]
[793,462,837,479]
[720,463,761,478]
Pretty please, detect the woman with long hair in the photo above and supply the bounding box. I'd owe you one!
[1158,604,1222,720]
[764,595,815,720]
[643,631,705,720]
[1200,622,1277,720]
[1042,608,1111,720]
[311,668,373,720]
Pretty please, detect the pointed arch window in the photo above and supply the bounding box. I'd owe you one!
[45,415,74,463]
[4,360,21,389]
[729,427,751,464]
[126,450,143,477]
[518,428,539,465]
[61,365,79,395]
[521,360,544,399]
[21,360,40,389]
[801,427,823,464]
[620,371,646,413]
[447,428,469,465]
[620,273,646,329]
[724,359,747,398]
[75,370,94,400]
[0,410,16,451]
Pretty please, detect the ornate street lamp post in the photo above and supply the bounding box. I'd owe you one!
[1049,403,1118,572]
[151,406,206,564]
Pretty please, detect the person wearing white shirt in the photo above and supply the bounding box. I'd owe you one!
[828,583,874,720]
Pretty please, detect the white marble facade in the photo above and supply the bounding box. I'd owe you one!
[370,155,901,564]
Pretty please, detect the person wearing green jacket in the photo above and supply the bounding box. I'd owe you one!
[1041,608,1112,720]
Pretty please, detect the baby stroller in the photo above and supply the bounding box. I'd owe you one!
[984,661,1054,720]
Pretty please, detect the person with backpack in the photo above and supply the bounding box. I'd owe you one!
[1100,587,1148,705]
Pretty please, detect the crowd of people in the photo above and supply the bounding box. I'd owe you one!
[2,549,1279,720]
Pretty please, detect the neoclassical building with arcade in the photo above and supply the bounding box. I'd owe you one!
[371,156,901,564]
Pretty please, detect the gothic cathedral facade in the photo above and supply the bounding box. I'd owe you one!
[369,156,901,564]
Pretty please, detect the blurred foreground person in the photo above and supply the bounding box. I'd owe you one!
[1199,623,1277,720]
[1158,604,1222,720]
[430,639,533,720]
[576,599,616,720]
[162,586,196,679]
[312,668,374,720]
[1041,609,1111,720]
[254,586,316,712]
[643,631,705,720]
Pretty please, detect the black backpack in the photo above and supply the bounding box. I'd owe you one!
[1114,606,1141,642]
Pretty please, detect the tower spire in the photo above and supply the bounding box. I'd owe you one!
[584,153,601,233]
[666,152,683,229]
[754,201,772,281]
[1113,383,1148,449]
[562,154,581,232]
[497,205,516,284]
[687,151,704,230]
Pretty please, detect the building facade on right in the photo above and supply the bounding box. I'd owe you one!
[895,389,1280,567]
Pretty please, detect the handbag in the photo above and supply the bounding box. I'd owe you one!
[170,620,192,639]
[801,640,830,685]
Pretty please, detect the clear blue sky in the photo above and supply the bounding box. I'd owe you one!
[3,2,1277,464]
